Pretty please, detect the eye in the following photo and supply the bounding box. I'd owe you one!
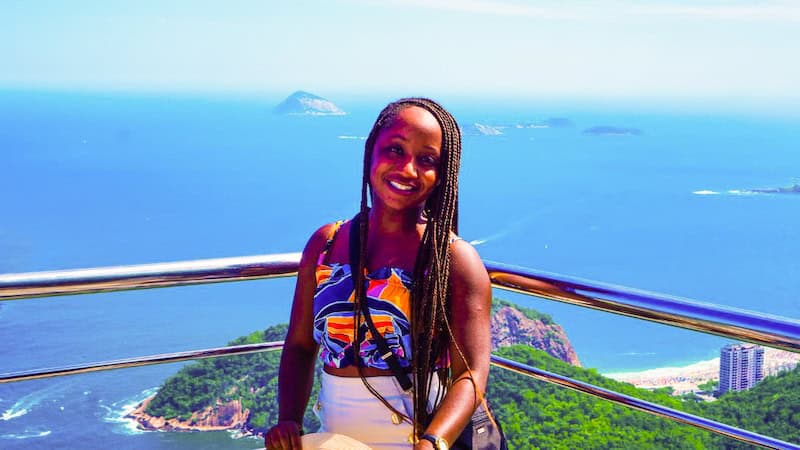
[418,154,439,168]
[383,145,403,158]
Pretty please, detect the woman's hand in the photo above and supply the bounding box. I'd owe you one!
[264,420,303,450]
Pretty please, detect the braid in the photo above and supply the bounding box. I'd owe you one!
[354,98,464,435]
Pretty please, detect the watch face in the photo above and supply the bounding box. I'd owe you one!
[421,434,448,450]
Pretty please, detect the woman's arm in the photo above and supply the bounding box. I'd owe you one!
[265,224,331,450]
[417,239,492,449]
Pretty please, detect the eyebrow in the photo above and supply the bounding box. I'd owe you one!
[386,134,440,153]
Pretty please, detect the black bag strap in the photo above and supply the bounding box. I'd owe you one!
[349,213,414,392]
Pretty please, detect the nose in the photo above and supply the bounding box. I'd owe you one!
[400,156,418,178]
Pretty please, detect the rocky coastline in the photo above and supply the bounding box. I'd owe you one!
[128,395,251,434]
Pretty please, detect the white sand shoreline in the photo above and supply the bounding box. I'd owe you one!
[602,348,799,395]
[604,357,720,380]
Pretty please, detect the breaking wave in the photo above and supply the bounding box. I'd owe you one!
[100,387,158,435]
[1,427,52,440]
[1,383,68,421]
[620,351,657,356]
[693,189,760,196]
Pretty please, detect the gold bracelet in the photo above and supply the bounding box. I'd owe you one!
[420,433,449,449]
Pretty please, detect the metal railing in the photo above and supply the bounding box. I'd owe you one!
[1,255,799,448]
[0,253,302,301]
[486,261,800,353]
[0,342,285,383]
[3,255,797,352]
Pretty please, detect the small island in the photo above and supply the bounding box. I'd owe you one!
[583,125,642,136]
[273,91,346,116]
[471,123,504,136]
[515,117,575,129]
[748,183,800,195]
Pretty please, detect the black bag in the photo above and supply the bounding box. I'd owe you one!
[349,213,508,450]
[450,401,508,450]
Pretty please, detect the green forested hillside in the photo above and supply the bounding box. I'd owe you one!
[490,345,711,449]
[702,367,800,448]
[145,324,322,432]
[144,316,800,449]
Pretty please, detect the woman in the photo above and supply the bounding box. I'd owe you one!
[265,98,492,449]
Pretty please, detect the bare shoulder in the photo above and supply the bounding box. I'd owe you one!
[299,222,341,267]
[449,238,490,293]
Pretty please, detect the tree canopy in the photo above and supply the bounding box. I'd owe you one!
[145,304,800,449]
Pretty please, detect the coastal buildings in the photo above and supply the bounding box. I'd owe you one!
[718,343,764,394]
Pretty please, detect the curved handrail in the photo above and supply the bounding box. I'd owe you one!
[1,342,797,448]
[0,342,284,383]
[1,255,798,353]
[485,261,800,353]
[0,253,301,300]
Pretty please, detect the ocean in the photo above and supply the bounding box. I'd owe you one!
[1,90,798,448]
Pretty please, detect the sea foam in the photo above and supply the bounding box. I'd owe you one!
[101,387,158,435]
[1,428,52,440]
[0,383,67,421]
[1,407,29,421]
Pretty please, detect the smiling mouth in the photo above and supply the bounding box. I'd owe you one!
[388,180,415,191]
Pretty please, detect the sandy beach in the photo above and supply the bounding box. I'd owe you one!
[604,348,800,395]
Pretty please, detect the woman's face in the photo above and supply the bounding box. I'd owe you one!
[369,106,443,213]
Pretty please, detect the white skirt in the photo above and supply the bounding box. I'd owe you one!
[315,372,429,450]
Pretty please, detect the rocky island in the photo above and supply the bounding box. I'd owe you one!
[748,183,800,194]
[462,117,574,135]
[470,123,504,136]
[273,91,345,116]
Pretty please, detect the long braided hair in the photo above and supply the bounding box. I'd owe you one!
[351,98,464,435]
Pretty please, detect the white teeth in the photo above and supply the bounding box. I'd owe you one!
[389,180,414,191]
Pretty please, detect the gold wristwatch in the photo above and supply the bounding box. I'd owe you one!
[420,433,449,450]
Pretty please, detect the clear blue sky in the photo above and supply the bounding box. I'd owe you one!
[3,0,799,104]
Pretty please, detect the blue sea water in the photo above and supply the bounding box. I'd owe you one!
[1,90,798,448]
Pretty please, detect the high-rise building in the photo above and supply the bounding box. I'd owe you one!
[718,343,764,394]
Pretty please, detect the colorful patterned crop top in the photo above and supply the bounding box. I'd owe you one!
[313,221,415,370]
